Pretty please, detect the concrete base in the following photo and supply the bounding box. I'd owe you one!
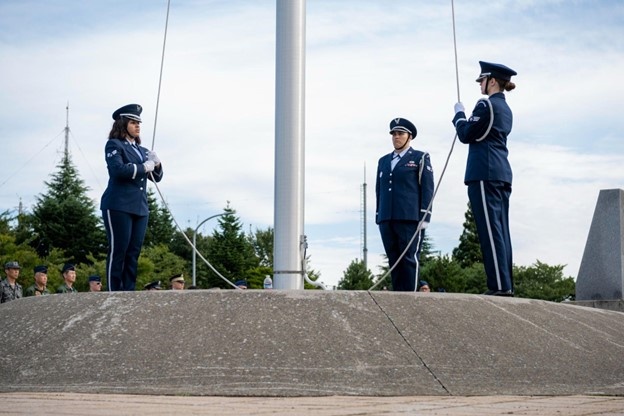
[1,291,623,396]
[570,300,624,313]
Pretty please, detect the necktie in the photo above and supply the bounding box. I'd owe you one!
[131,144,143,161]
[391,153,401,171]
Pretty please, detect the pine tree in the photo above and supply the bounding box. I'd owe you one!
[31,153,106,264]
[337,259,373,290]
[452,202,483,268]
[203,202,259,288]
[143,189,176,247]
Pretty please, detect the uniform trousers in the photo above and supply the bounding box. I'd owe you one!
[467,180,513,292]
[103,209,149,291]
[379,220,424,292]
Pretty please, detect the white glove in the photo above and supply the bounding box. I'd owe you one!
[454,102,465,114]
[421,221,429,230]
[143,160,155,172]
[147,150,161,165]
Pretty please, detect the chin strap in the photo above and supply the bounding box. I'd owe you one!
[394,135,411,150]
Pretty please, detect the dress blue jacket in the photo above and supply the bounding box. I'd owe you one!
[100,138,163,216]
[453,92,513,184]
[375,147,434,224]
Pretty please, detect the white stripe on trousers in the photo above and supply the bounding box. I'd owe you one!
[412,229,423,292]
[479,181,502,290]
[104,209,115,292]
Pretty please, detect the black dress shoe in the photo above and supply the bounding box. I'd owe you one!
[483,289,514,297]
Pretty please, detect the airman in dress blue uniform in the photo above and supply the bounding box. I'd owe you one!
[376,118,434,291]
[452,61,517,296]
[101,104,163,291]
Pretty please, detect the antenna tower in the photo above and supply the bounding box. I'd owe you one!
[361,164,368,269]
[64,103,70,159]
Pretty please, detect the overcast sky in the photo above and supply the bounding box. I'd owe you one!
[1,0,623,289]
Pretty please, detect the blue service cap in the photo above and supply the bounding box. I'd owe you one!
[88,275,101,282]
[62,263,75,273]
[419,280,429,288]
[476,61,517,82]
[34,265,48,274]
[112,104,142,122]
[389,118,417,138]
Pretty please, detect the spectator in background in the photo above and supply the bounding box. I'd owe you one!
[57,263,78,294]
[88,275,102,292]
[418,280,431,292]
[169,274,185,290]
[24,265,51,297]
[1,261,23,303]
[144,280,162,290]
[235,280,248,290]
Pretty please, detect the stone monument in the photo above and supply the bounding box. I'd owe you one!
[576,189,624,306]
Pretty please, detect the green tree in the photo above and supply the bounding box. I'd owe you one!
[30,153,106,263]
[0,210,12,235]
[421,254,463,292]
[372,255,391,290]
[514,260,575,301]
[337,259,373,290]
[419,232,435,267]
[13,211,37,248]
[203,203,259,288]
[452,202,482,268]
[143,189,176,248]
[169,227,194,262]
[249,226,273,268]
[137,244,188,290]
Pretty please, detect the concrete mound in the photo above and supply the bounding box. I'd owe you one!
[1,291,622,396]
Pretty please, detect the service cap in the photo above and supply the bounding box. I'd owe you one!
[4,261,20,270]
[389,118,417,138]
[169,274,185,283]
[144,280,162,290]
[34,265,48,274]
[476,61,517,82]
[112,104,142,122]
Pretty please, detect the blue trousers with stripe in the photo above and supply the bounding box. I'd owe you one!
[379,220,424,291]
[467,181,513,292]
[103,209,149,291]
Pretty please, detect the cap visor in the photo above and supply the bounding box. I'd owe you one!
[389,127,411,134]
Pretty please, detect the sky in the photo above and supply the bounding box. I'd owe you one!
[1,0,623,289]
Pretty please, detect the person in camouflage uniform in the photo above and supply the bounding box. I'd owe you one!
[24,265,51,297]
[56,263,78,294]
[1,261,23,303]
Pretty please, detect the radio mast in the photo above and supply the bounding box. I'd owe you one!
[361,164,368,269]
